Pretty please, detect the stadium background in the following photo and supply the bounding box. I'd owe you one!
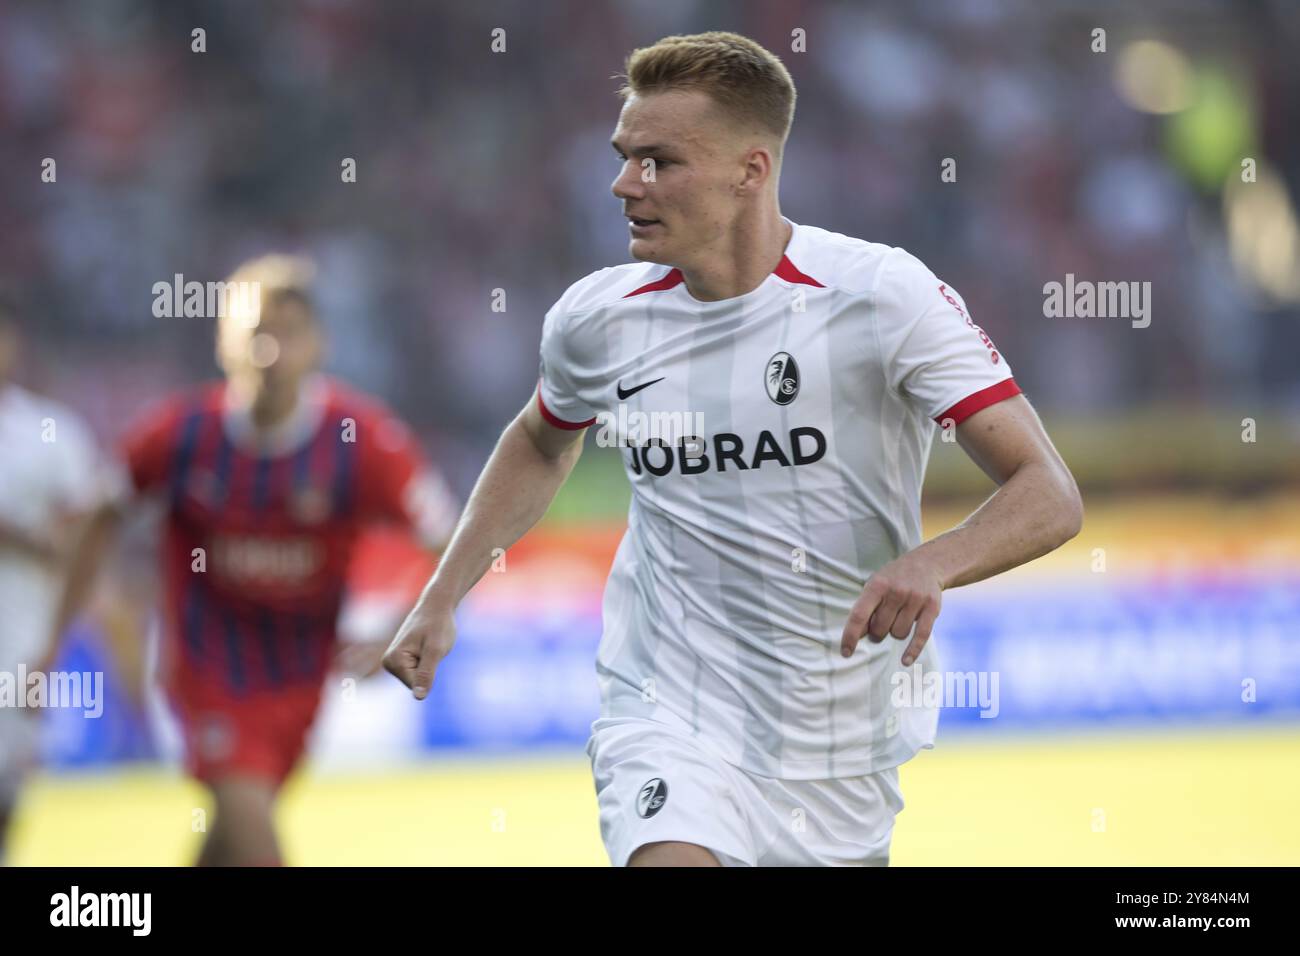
[3,0,1298,864]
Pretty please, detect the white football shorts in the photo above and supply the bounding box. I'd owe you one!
[587,716,906,867]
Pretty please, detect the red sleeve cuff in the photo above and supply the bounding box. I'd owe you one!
[934,377,1021,426]
[535,383,596,430]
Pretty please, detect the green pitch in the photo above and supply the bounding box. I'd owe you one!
[10,725,1297,865]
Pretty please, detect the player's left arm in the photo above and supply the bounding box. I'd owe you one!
[843,251,1083,665]
[930,393,1082,589]
[841,393,1082,664]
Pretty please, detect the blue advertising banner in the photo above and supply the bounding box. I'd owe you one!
[32,572,1300,766]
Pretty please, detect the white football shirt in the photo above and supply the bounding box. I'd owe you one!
[538,219,1020,779]
[0,384,119,669]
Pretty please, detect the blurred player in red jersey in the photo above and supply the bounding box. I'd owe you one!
[49,255,457,865]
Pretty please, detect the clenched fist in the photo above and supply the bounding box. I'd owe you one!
[382,602,458,700]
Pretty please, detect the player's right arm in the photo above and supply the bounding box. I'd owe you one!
[36,500,124,672]
[0,517,65,566]
[382,390,585,699]
[35,398,177,671]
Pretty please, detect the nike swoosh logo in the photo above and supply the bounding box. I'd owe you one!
[616,377,664,400]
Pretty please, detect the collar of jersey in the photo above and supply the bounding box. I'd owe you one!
[624,217,823,305]
[221,373,328,457]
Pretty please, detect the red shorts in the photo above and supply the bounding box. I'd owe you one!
[170,679,325,787]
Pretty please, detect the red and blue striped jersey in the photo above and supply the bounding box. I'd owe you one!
[122,376,450,695]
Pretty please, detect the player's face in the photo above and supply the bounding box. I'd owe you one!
[217,295,322,397]
[610,90,749,269]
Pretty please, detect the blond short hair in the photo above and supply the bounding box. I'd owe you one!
[220,253,316,330]
[619,31,796,146]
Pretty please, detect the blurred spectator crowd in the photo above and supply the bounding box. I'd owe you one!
[1,0,1298,488]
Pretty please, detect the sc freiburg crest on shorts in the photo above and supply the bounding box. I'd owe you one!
[766,352,799,405]
[637,778,668,818]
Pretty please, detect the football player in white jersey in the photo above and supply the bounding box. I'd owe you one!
[0,294,117,863]
[384,32,1082,866]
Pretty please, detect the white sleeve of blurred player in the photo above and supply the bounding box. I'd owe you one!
[875,248,1020,426]
[0,387,127,667]
[0,386,124,527]
[53,408,131,517]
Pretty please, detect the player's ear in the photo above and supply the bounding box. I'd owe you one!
[737,144,773,194]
